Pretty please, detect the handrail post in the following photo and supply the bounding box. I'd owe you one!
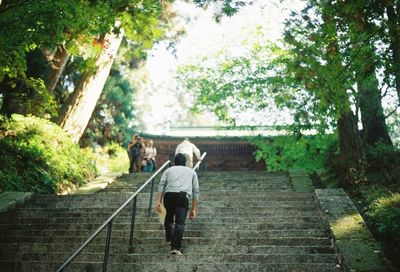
[128,196,137,251]
[148,178,155,217]
[103,221,113,272]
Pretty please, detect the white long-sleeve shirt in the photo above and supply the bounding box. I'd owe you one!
[175,140,201,168]
[158,166,200,201]
[144,146,157,160]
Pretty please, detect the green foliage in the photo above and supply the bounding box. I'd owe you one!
[366,192,400,257]
[177,34,279,124]
[0,0,169,117]
[366,143,400,184]
[0,114,97,194]
[193,0,247,20]
[251,134,337,172]
[0,0,114,81]
[94,142,130,174]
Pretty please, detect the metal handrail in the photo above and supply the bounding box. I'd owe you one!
[56,160,171,272]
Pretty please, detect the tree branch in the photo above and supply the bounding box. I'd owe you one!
[385,104,400,119]
[335,28,382,81]
[380,84,390,99]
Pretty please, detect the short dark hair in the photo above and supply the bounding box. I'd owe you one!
[174,153,186,166]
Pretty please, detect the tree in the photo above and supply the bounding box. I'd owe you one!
[1,0,172,142]
[337,0,392,146]
[57,26,124,142]
[80,67,136,147]
[177,1,369,184]
[0,0,116,82]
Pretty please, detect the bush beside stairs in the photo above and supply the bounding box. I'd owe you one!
[0,171,340,271]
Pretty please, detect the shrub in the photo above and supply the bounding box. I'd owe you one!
[0,114,97,194]
[366,193,400,260]
[94,142,130,174]
[251,134,337,172]
[366,142,400,185]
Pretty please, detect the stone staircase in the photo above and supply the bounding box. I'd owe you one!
[0,171,340,271]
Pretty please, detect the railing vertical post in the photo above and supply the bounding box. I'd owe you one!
[129,196,137,251]
[148,178,155,217]
[102,221,113,272]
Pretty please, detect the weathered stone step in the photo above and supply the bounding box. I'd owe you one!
[105,185,294,192]
[0,221,325,232]
[0,260,341,272]
[0,216,325,227]
[0,216,325,225]
[0,169,340,271]
[1,251,337,264]
[31,191,314,202]
[23,200,317,210]
[25,200,317,210]
[0,236,332,247]
[112,178,291,184]
[16,201,318,211]
[7,209,320,219]
[0,229,328,240]
[110,180,291,186]
[0,242,334,255]
[12,205,318,215]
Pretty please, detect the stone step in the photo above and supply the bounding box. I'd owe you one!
[18,201,319,211]
[0,260,341,272]
[5,199,319,211]
[0,236,332,247]
[32,191,314,201]
[12,201,317,214]
[0,170,339,272]
[0,216,325,225]
[0,216,325,227]
[0,242,334,255]
[0,229,329,240]
[105,186,294,192]
[0,221,326,232]
[0,251,338,264]
[7,209,320,219]
[26,200,317,210]
[110,181,292,186]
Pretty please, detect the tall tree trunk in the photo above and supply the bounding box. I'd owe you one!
[337,108,365,179]
[320,1,365,183]
[386,3,400,103]
[57,26,124,143]
[351,6,392,146]
[47,45,69,93]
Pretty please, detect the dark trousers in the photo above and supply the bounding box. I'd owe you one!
[129,155,140,173]
[163,192,189,250]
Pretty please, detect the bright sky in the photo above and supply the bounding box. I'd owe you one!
[136,0,305,135]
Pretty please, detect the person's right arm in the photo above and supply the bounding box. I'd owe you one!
[192,144,201,160]
[156,171,167,213]
[155,192,163,213]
